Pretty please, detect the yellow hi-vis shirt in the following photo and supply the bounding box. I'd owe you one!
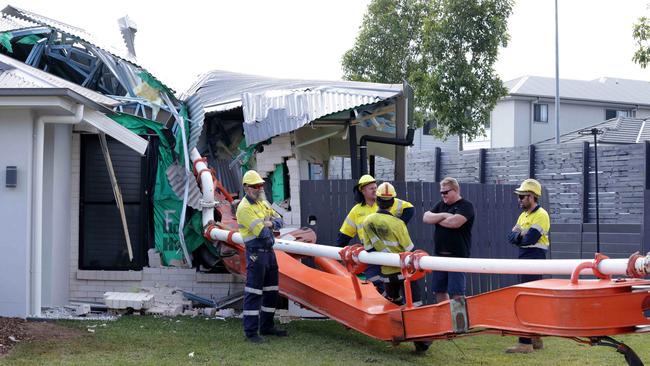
[339,199,413,240]
[515,205,551,249]
[361,212,415,275]
[236,197,281,243]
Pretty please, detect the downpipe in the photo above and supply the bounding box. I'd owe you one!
[31,104,84,317]
[359,128,415,175]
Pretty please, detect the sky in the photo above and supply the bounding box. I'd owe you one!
[5,0,650,93]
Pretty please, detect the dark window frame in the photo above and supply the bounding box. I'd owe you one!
[533,103,548,123]
[605,109,630,120]
[79,134,155,271]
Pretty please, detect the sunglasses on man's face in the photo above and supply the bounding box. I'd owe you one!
[518,194,530,200]
[249,184,264,190]
[440,189,452,196]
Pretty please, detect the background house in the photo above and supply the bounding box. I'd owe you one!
[490,76,650,148]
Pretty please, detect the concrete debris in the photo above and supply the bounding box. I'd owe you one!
[87,329,95,333]
[182,309,200,317]
[147,249,162,268]
[69,304,91,316]
[104,292,154,310]
[140,284,191,317]
[216,308,235,318]
[38,307,118,321]
[8,336,17,342]
[145,304,183,317]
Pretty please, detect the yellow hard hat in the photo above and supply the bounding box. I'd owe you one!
[356,174,376,191]
[515,178,542,197]
[376,182,396,199]
[242,170,265,186]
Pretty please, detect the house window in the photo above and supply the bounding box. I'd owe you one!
[605,109,630,120]
[79,134,154,270]
[423,120,437,135]
[533,104,548,123]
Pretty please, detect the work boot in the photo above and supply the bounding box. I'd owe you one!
[505,343,533,353]
[260,328,288,337]
[413,341,431,355]
[246,334,265,344]
[532,337,544,350]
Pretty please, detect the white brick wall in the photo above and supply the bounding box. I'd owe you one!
[69,134,243,304]
[254,134,304,226]
[256,135,292,176]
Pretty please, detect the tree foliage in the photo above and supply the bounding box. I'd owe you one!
[342,0,513,140]
[633,16,650,68]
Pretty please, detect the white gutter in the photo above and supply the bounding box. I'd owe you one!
[31,104,84,317]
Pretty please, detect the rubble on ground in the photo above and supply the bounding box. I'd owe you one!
[101,284,237,319]
[38,306,118,321]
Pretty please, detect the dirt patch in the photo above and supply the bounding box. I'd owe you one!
[0,317,86,356]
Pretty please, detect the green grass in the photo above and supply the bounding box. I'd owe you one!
[2,316,649,365]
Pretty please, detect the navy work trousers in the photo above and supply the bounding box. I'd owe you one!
[242,247,279,338]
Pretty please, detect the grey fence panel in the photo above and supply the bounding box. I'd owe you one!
[584,144,645,223]
[301,179,646,297]
[549,223,643,261]
[301,180,525,298]
[331,142,647,225]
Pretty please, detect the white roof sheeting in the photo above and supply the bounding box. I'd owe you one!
[184,70,403,145]
[506,76,650,106]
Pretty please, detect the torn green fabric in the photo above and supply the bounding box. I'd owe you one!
[17,35,42,45]
[0,32,13,53]
[109,110,205,266]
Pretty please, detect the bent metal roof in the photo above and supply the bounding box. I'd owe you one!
[184,70,403,145]
[0,53,147,154]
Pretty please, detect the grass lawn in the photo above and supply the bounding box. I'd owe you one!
[1,316,649,365]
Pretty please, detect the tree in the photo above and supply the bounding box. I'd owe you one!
[342,0,513,141]
[633,16,650,68]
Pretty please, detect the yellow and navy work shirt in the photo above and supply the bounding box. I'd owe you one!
[361,211,415,275]
[515,205,550,249]
[339,199,413,240]
[236,196,281,248]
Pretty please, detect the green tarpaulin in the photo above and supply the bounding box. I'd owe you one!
[109,111,205,266]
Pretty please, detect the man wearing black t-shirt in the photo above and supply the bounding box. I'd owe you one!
[422,177,475,303]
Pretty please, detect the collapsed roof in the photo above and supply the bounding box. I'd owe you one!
[184,70,404,146]
[0,5,181,127]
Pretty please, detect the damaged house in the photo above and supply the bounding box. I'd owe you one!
[184,70,413,227]
[0,5,412,318]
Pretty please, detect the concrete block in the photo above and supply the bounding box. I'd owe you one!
[145,304,183,316]
[143,267,162,274]
[104,292,154,310]
[70,303,91,316]
[148,249,162,268]
[216,308,235,318]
